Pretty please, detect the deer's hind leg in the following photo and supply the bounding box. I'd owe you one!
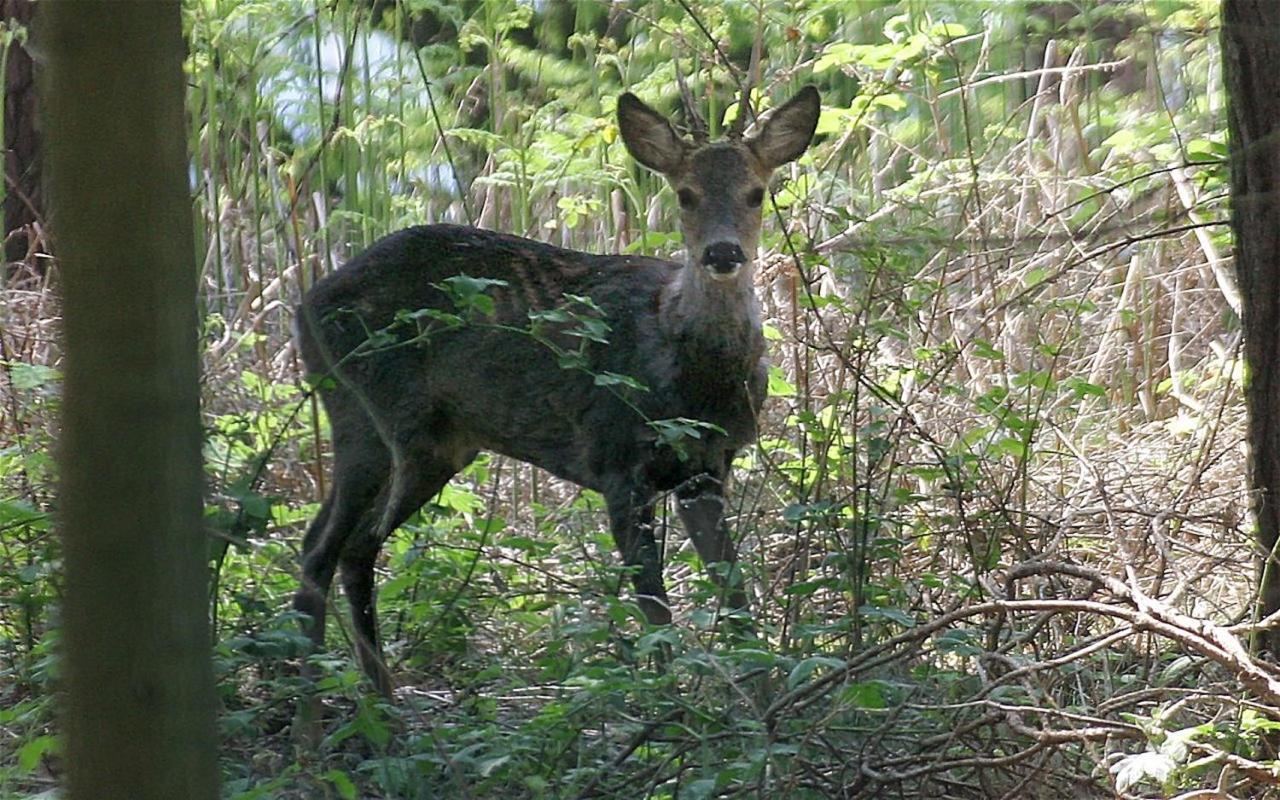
[339,434,476,697]
[294,414,390,658]
[293,411,390,739]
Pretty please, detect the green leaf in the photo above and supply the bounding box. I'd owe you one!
[567,316,611,343]
[816,105,854,135]
[8,363,61,391]
[782,501,839,522]
[0,500,50,531]
[993,436,1028,460]
[497,534,543,553]
[814,43,858,73]
[841,680,887,709]
[1186,137,1227,160]
[859,605,914,627]
[928,22,969,40]
[18,735,59,773]
[438,274,508,314]
[323,770,358,800]
[768,366,796,397]
[479,755,511,777]
[446,127,503,147]
[649,418,726,460]
[685,778,719,800]
[871,93,907,111]
[436,484,482,514]
[1024,267,1050,287]
[934,628,983,656]
[783,578,836,597]
[556,350,588,370]
[971,339,1005,361]
[593,371,648,391]
[528,307,572,324]
[399,307,465,328]
[240,492,270,521]
[787,656,844,689]
[1062,377,1107,398]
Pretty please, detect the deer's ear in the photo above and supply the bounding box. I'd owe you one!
[618,93,688,175]
[747,86,820,170]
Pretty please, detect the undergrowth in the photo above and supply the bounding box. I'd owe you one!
[2,1,1269,798]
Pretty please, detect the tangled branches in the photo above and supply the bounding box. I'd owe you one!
[576,561,1280,799]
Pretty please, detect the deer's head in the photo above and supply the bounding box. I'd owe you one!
[618,85,820,281]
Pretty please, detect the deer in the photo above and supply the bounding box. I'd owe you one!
[293,84,821,697]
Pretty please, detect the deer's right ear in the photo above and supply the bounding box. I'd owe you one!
[618,93,687,175]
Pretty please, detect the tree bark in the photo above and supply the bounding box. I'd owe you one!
[43,4,218,798]
[1223,1,1280,656]
[3,0,41,267]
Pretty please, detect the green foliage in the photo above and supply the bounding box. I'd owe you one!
[2,0,1267,797]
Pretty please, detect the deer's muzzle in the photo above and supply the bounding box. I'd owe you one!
[702,242,746,277]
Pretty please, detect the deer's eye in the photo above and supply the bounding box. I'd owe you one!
[746,187,765,208]
[677,188,698,210]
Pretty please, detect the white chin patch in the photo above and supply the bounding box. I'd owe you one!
[706,263,743,281]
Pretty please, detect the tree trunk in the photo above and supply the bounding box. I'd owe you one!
[43,4,218,798]
[3,0,41,268]
[1223,2,1280,656]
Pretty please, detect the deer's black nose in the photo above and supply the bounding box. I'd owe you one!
[702,242,746,274]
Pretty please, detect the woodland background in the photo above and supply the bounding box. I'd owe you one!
[0,1,1268,798]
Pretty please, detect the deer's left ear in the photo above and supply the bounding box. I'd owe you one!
[747,86,820,170]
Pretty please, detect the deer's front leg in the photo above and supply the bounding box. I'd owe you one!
[675,471,749,614]
[606,485,671,624]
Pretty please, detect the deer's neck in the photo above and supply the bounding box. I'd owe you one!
[660,265,763,367]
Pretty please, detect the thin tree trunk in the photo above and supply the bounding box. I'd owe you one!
[1223,1,1280,656]
[3,0,40,267]
[43,4,218,798]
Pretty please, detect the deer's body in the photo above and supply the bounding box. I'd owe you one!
[298,223,765,490]
[295,87,819,695]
